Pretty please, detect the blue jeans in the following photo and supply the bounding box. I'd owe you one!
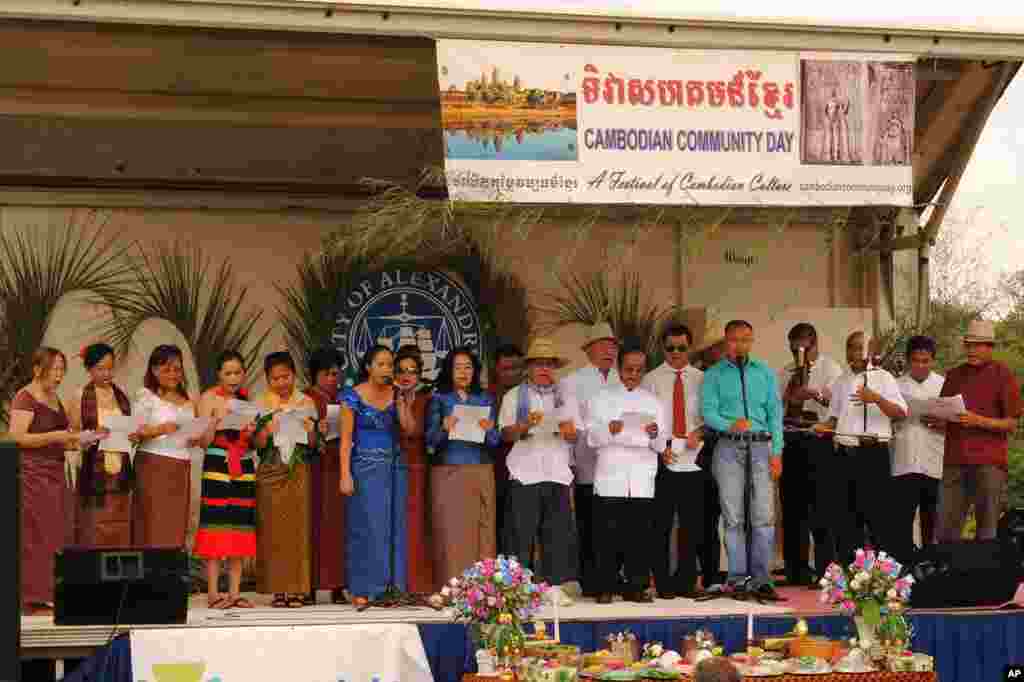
[712,438,776,588]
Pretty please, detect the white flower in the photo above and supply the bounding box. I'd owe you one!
[441,587,451,597]
[819,578,829,588]
[887,589,898,599]
[649,644,664,657]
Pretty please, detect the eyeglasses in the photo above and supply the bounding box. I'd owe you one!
[664,345,689,353]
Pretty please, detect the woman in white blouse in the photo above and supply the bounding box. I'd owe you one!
[132,345,204,548]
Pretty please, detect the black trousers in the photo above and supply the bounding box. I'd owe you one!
[696,467,722,586]
[574,483,596,593]
[835,444,893,565]
[504,480,577,586]
[653,466,705,595]
[782,433,836,581]
[890,473,940,566]
[593,495,655,595]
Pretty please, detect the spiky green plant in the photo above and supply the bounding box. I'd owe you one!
[537,270,678,362]
[0,210,133,424]
[97,239,269,390]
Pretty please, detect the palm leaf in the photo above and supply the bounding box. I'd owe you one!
[95,239,269,390]
[0,210,134,424]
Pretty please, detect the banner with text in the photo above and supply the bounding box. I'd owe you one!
[438,42,915,206]
[130,623,434,682]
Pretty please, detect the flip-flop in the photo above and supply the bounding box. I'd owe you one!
[208,596,232,610]
[230,596,255,609]
[271,594,289,608]
[285,595,306,608]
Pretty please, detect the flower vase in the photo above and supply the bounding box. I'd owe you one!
[854,616,876,650]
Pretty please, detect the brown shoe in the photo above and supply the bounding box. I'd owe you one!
[624,591,654,604]
[596,593,614,605]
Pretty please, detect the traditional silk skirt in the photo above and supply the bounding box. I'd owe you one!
[256,455,312,595]
[77,451,133,548]
[132,451,191,548]
[21,452,66,604]
[193,445,257,559]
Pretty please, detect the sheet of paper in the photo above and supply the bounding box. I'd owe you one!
[325,404,341,440]
[220,401,265,431]
[78,430,105,448]
[451,404,491,444]
[907,394,966,421]
[620,411,655,438]
[163,417,213,448]
[535,413,563,440]
[277,408,316,446]
[99,415,144,452]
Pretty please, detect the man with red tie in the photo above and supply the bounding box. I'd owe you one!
[642,324,706,599]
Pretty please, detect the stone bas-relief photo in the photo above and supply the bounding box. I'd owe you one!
[800,60,865,165]
[800,59,915,167]
[867,62,914,166]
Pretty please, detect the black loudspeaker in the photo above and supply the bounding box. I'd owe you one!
[54,547,190,626]
[3,439,20,682]
[909,540,1023,609]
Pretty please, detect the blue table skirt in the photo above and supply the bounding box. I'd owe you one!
[63,611,1023,682]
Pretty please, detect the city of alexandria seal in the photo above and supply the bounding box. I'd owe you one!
[331,270,483,382]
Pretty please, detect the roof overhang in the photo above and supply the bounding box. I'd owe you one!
[5,0,1024,59]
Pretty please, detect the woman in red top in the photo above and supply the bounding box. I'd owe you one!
[10,347,87,615]
[395,346,433,594]
[304,347,347,604]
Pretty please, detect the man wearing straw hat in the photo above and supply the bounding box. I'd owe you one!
[937,319,1021,543]
[562,321,621,597]
[499,338,579,607]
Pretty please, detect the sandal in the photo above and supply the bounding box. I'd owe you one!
[285,594,306,608]
[331,588,349,605]
[24,602,54,616]
[229,596,255,609]
[271,593,289,608]
[207,595,232,610]
[352,596,370,612]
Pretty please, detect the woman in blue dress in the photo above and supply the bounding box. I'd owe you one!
[340,344,415,609]
[426,346,501,588]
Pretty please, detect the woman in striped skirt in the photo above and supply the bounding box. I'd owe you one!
[193,351,258,609]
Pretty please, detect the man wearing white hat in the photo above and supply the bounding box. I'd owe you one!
[500,338,579,606]
[562,321,621,596]
[937,319,1021,542]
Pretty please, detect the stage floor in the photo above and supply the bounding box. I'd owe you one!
[21,587,810,659]
[25,584,1017,661]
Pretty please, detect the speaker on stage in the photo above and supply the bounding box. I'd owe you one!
[909,539,1023,609]
[54,546,190,626]
[3,438,21,682]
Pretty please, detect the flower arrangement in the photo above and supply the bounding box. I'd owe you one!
[441,555,549,626]
[819,548,915,625]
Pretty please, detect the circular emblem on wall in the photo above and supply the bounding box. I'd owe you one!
[330,270,484,383]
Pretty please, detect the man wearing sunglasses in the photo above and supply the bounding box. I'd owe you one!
[641,324,706,599]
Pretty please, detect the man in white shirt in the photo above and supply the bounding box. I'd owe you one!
[891,335,945,564]
[562,321,621,596]
[585,340,667,604]
[500,338,579,606]
[815,331,907,565]
[641,323,706,599]
[777,323,844,586]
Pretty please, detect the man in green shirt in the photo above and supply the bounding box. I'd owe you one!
[701,320,784,600]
